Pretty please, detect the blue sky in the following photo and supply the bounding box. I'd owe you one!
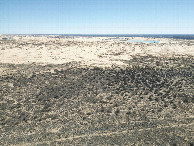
[0,0,194,34]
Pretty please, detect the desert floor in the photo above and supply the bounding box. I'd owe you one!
[0,36,193,145]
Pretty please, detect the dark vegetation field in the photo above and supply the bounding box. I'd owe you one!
[0,55,193,145]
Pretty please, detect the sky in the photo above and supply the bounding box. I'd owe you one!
[0,0,194,34]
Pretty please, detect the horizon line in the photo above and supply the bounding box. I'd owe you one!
[1,33,194,35]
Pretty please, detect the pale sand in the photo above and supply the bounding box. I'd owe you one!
[0,36,193,67]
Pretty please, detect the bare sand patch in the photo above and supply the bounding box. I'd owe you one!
[0,36,193,67]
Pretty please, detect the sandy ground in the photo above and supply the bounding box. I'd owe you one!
[0,36,194,145]
[0,36,194,67]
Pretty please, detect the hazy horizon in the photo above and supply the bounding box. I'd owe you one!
[1,33,194,35]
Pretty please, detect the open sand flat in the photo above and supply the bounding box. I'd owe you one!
[0,36,194,145]
[0,36,194,67]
